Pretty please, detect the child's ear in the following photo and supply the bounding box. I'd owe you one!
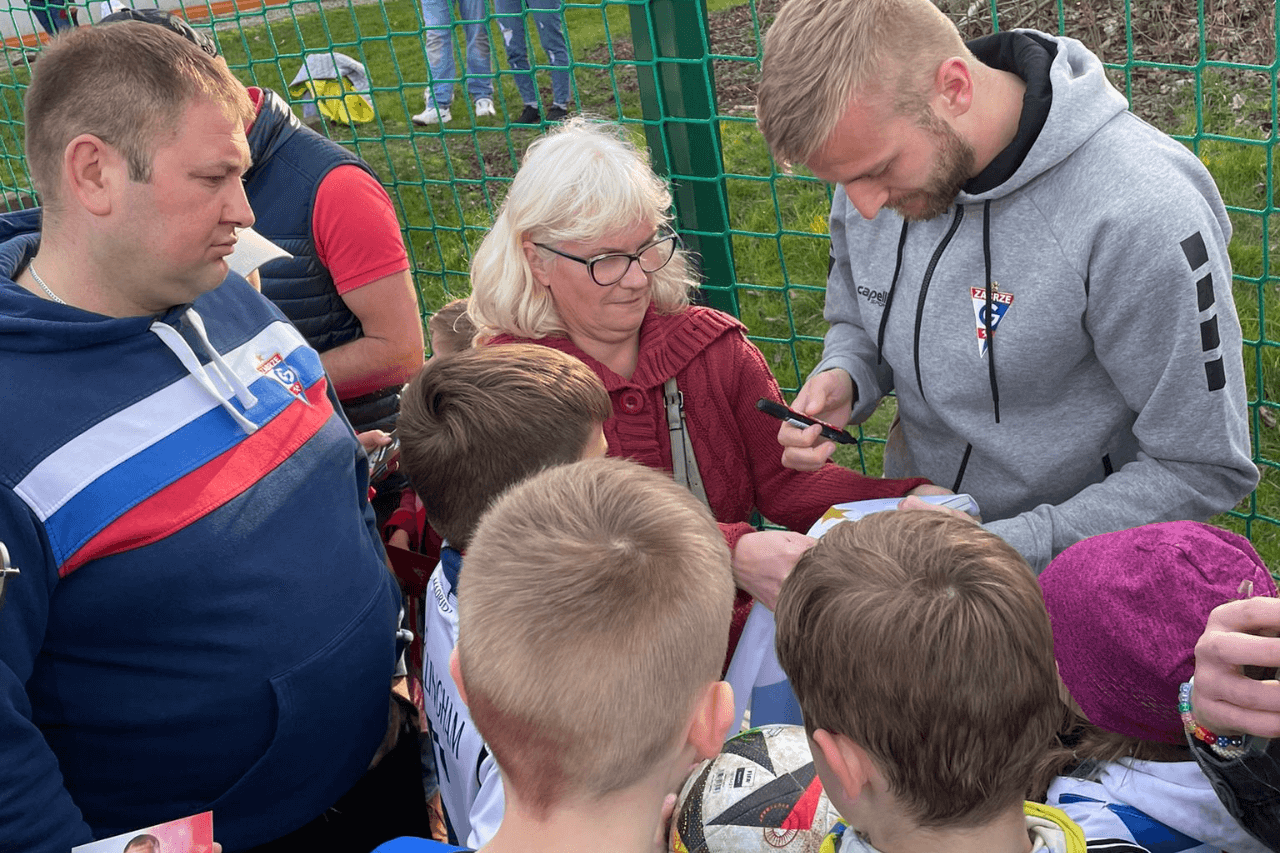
[449,646,469,705]
[688,680,736,760]
[811,728,875,805]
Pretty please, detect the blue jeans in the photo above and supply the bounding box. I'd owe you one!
[421,0,493,108]
[492,0,572,108]
[29,0,72,37]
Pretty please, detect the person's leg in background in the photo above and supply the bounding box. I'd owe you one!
[29,0,57,37]
[456,0,495,118]
[48,0,72,32]
[527,0,573,120]
[29,0,72,38]
[415,0,458,125]
[493,0,540,123]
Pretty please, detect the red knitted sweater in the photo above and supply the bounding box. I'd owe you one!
[491,305,931,546]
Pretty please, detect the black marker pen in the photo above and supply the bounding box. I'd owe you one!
[756,398,857,445]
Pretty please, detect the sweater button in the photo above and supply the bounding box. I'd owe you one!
[620,390,644,414]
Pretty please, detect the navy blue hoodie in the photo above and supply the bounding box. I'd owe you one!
[0,209,401,851]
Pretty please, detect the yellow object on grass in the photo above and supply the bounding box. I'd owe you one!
[288,78,374,126]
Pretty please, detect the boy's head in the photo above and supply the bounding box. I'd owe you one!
[397,344,611,549]
[454,457,735,815]
[427,296,476,358]
[1041,520,1276,746]
[774,511,1060,829]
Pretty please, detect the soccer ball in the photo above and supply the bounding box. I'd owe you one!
[669,724,842,853]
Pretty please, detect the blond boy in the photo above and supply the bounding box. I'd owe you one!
[455,457,736,851]
[774,511,1148,853]
[373,458,736,853]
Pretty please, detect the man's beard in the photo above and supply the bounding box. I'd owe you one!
[889,110,976,222]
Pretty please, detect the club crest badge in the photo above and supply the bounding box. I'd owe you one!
[256,352,305,398]
[970,285,1013,357]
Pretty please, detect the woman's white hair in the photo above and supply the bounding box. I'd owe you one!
[468,118,697,341]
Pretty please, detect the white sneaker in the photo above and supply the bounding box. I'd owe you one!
[474,97,496,117]
[412,104,451,125]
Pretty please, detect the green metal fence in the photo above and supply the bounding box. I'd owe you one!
[0,0,1275,559]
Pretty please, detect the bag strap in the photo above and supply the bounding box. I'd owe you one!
[663,377,710,508]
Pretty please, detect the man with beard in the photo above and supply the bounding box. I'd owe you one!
[756,0,1256,572]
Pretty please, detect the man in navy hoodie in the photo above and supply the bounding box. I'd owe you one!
[0,23,420,853]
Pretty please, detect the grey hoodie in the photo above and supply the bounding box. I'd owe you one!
[815,31,1257,572]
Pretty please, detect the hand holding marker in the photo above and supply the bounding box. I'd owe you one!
[756,398,858,445]
[759,397,981,521]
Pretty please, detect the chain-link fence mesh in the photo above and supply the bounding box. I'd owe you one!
[0,0,1275,559]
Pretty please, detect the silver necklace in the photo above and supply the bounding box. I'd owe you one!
[28,263,66,305]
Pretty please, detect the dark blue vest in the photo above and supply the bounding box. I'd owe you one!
[244,89,400,433]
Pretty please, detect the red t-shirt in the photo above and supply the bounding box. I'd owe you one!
[247,87,409,294]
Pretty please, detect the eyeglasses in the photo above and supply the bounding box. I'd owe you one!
[534,231,679,286]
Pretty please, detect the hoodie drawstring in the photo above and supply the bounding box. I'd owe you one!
[150,309,259,435]
[982,200,1001,423]
[870,202,1001,494]
[911,206,965,401]
[875,220,910,365]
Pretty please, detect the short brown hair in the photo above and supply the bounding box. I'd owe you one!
[24,22,252,215]
[757,0,969,167]
[774,512,1062,827]
[427,297,476,357]
[396,344,611,549]
[458,457,734,813]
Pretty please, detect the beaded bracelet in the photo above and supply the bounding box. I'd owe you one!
[1180,680,1246,758]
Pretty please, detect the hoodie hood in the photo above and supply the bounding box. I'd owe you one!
[0,208,259,433]
[0,208,161,352]
[957,31,1128,203]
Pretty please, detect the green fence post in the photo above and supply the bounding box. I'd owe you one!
[628,0,739,316]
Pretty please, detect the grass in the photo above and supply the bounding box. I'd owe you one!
[0,0,1273,561]
[1155,67,1280,560]
[207,0,687,314]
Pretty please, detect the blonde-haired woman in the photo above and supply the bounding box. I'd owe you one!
[469,119,939,617]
